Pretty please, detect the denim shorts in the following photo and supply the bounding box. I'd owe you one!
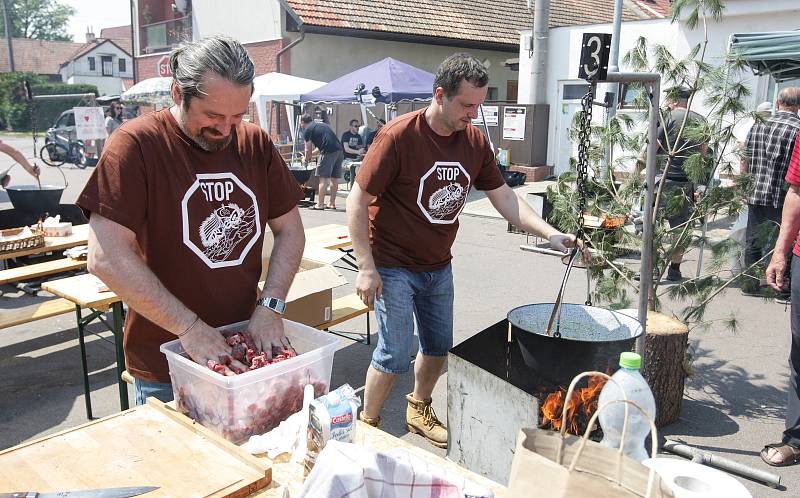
[133,377,175,406]
[371,264,454,374]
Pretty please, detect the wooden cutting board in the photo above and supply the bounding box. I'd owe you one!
[0,399,271,498]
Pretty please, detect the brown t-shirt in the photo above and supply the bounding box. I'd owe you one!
[77,109,302,382]
[356,108,505,271]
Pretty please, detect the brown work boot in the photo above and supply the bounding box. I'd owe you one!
[405,393,448,448]
[358,410,381,428]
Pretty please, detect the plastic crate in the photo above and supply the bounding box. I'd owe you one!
[160,319,338,442]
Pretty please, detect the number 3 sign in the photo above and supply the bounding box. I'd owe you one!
[578,33,612,81]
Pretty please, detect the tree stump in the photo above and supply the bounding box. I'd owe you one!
[642,311,690,428]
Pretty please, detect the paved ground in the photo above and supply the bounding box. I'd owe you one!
[0,132,797,496]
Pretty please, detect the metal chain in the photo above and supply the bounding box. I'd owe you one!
[576,88,595,306]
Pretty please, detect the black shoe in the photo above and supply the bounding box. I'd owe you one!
[665,264,682,282]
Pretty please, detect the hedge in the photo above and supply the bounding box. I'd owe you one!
[0,72,99,131]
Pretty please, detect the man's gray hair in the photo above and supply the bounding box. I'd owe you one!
[169,35,255,105]
[434,53,489,99]
[777,87,800,108]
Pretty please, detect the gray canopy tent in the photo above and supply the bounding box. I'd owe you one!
[729,31,800,82]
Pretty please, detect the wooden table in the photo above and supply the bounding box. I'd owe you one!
[304,224,357,270]
[249,420,507,497]
[0,223,89,261]
[304,223,351,251]
[41,273,127,418]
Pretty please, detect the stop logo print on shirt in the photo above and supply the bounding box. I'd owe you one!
[416,161,471,224]
[181,172,262,268]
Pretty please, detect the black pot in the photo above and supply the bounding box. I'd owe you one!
[5,185,65,217]
[290,168,313,185]
[507,303,642,388]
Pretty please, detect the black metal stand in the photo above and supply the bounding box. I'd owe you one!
[75,301,128,419]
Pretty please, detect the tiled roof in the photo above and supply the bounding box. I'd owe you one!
[282,0,657,48]
[100,25,132,39]
[64,39,133,66]
[0,38,84,74]
[632,0,671,17]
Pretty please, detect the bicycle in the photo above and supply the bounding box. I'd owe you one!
[39,140,87,168]
[25,80,89,169]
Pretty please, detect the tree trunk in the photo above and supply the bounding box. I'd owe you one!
[642,311,689,428]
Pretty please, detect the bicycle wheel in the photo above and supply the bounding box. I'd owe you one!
[40,142,66,167]
[72,142,87,169]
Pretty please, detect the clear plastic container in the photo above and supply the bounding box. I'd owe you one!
[598,352,657,462]
[160,319,338,442]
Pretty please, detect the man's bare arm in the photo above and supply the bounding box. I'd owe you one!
[346,182,381,306]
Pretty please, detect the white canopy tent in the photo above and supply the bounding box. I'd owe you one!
[250,72,326,140]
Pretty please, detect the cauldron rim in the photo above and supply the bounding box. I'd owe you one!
[507,302,643,343]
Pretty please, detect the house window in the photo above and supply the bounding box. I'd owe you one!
[88,57,95,71]
[563,83,591,101]
[119,58,126,73]
[102,56,113,76]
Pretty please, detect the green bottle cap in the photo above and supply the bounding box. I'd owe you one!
[619,352,641,369]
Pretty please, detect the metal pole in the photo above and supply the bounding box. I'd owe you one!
[601,71,661,357]
[2,0,14,72]
[604,0,624,173]
[608,0,623,73]
[663,440,781,488]
[530,0,550,105]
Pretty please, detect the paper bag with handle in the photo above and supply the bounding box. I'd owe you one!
[507,371,675,498]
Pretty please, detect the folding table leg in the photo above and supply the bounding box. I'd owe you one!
[75,305,93,420]
[111,301,129,410]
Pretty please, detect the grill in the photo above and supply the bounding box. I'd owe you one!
[447,304,642,484]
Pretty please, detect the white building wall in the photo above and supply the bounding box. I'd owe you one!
[71,75,125,96]
[518,3,800,168]
[192,0,281,43]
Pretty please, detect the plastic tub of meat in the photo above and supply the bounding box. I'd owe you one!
[160,319,338,442]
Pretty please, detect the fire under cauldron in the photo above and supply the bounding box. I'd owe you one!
[447,303,642,484]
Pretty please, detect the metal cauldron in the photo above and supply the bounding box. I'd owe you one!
[6,184,65,217]
[507,303,642,387]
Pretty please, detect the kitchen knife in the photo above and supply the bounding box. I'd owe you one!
[0,486,159,498]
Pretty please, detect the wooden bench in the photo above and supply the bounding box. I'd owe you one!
[0,258,86,286]
[0,298,77,329]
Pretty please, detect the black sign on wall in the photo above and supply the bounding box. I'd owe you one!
[578,33,612,81]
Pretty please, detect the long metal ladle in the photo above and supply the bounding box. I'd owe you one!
[544,247,581,338]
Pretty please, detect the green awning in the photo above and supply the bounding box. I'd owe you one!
[729,31,800,82]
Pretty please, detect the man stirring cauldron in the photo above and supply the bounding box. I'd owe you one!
[347,53,576,448]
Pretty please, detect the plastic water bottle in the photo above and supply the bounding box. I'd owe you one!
[597,352,656,462]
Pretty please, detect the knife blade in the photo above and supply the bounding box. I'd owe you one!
[0,486,159,498]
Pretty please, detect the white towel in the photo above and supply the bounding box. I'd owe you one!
[300,440,493,498]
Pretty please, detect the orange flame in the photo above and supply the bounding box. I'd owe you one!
[540,374,608,435]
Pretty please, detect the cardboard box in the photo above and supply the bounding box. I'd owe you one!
[260,235,347,327]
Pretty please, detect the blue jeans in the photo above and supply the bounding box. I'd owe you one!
[371,264,454,374]
[133,377,174,406]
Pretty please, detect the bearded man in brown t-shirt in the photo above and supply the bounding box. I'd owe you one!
[77,36,305,405]
[347,53,576,448]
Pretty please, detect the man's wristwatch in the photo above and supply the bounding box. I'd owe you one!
[257,296,286,315]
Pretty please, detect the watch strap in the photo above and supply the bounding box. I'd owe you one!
[257,296,286,315]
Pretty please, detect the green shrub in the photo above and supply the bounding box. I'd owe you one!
[0,73,98,131]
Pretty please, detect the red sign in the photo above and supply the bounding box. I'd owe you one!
[157,55,172,77]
